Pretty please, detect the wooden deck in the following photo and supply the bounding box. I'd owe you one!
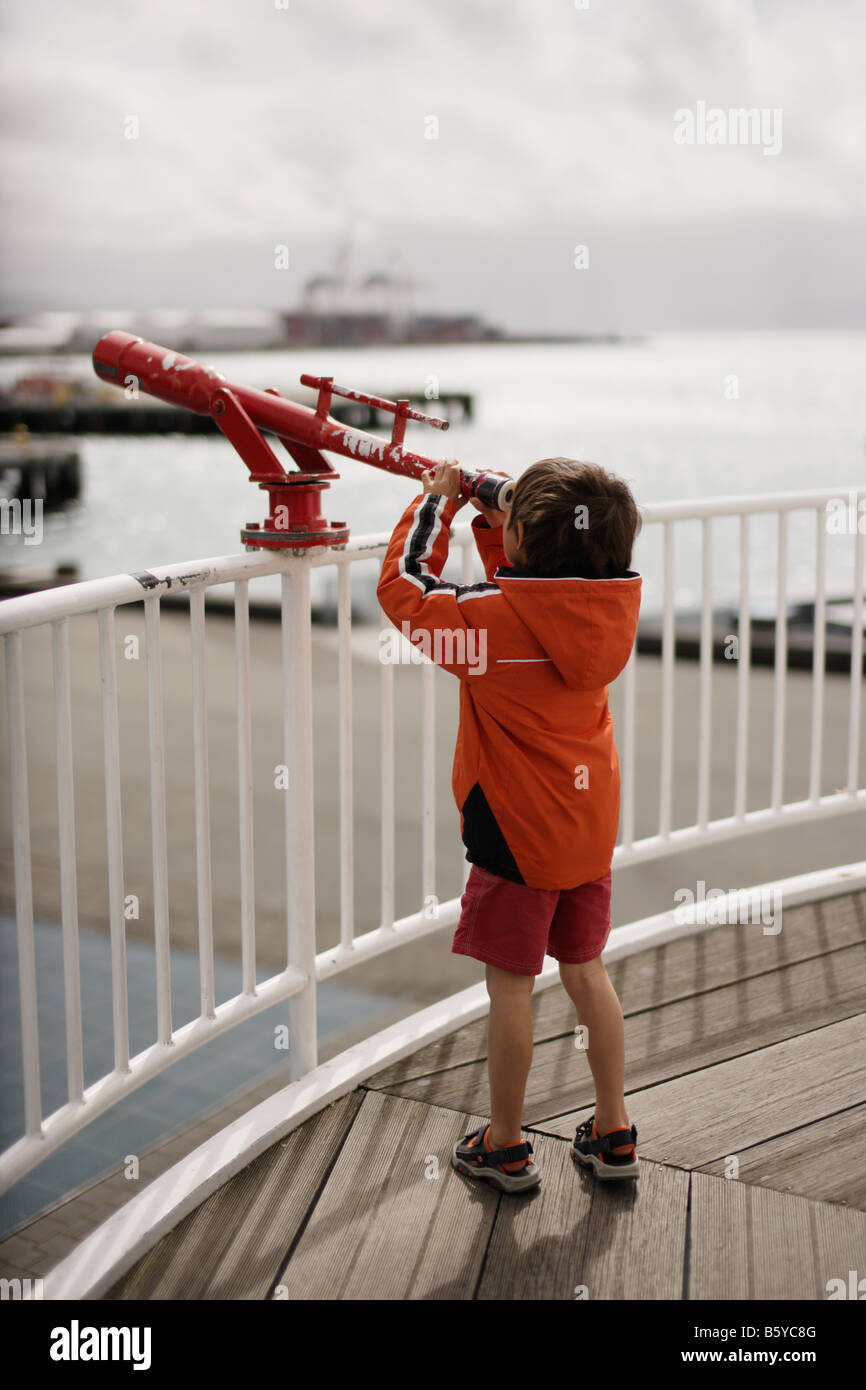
[105,889,866,1300]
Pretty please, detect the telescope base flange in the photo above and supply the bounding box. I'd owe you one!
[241,520,350,552]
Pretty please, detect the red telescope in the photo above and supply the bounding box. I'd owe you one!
[92,331,514,551]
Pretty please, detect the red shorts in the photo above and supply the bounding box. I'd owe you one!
[451,864,612,977]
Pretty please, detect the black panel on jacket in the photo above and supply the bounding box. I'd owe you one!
[461,781,525,884]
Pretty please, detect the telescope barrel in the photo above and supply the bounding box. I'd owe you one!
[92,331,514,520]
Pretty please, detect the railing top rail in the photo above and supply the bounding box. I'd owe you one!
[638,485,864,523]
[0,536,386,634]
[0,484,862,635]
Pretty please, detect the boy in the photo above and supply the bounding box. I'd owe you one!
[376,456,642,1194]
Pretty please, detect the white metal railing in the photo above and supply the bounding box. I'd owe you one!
[1,485,864,1196]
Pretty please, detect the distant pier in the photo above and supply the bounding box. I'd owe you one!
[0,388,473,436]
[0,434,81,507]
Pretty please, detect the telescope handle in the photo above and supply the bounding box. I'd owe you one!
[300,374,449,431]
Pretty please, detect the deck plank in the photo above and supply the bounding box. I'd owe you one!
[104,1091,364,1300]
[271,1090,499,1300]
[477,1145,688,1301]
[696,1103,866,1211]
[366,890,866,1091]
[688,1171,866,1300]
[374,944,866,1123]
[531,1014,866,1170]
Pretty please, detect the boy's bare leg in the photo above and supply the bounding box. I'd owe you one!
[558,956,630,1134]
[485,963,534,1151]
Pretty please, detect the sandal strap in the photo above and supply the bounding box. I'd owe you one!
[484,1139,533,1166]
[590,1126,636,1154]
[461,1125,488,1146]
[573,1116,637,1153]
[458,1127,533,1167]
[457,1125,490,1160]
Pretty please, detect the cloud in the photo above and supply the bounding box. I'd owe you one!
[0,0,864,322]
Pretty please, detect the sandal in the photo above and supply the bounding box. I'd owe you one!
[451,1124,541,1194]
[571,1115,639,1180]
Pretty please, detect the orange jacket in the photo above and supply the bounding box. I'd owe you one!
[376,492,642,889]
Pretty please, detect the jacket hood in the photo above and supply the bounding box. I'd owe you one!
[494,566,642,689]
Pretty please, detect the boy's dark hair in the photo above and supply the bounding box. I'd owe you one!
[507,458,641,578]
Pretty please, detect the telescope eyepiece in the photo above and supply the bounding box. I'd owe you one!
[473,473,514,512]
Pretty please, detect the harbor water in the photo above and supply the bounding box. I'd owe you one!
[1,331,864,617]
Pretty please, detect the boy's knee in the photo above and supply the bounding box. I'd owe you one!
[558,955,605,999]
[485,963,535,998]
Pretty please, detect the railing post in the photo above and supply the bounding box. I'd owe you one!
[771,511,788,811]
[697,517,713,829]
[189,589,215,1019]
[5,630,41,1138]
[734,514,751,819]
[52,618,84,1104]
[145,595,173,1045]
[338,560,355,951]
[620,650,637,849]
[848,521,864,794]
[98,607,130,1074]
[809,509,826,802]
[282,567,317,1081]
[422,662,436,908]
[235,580,257,995]
[380,601,395,930]
[658,520,675,836]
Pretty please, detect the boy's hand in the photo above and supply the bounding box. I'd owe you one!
[421,458,468,506]
[469,471,512,529]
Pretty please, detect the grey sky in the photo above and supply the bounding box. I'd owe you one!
[1,0,864,329]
